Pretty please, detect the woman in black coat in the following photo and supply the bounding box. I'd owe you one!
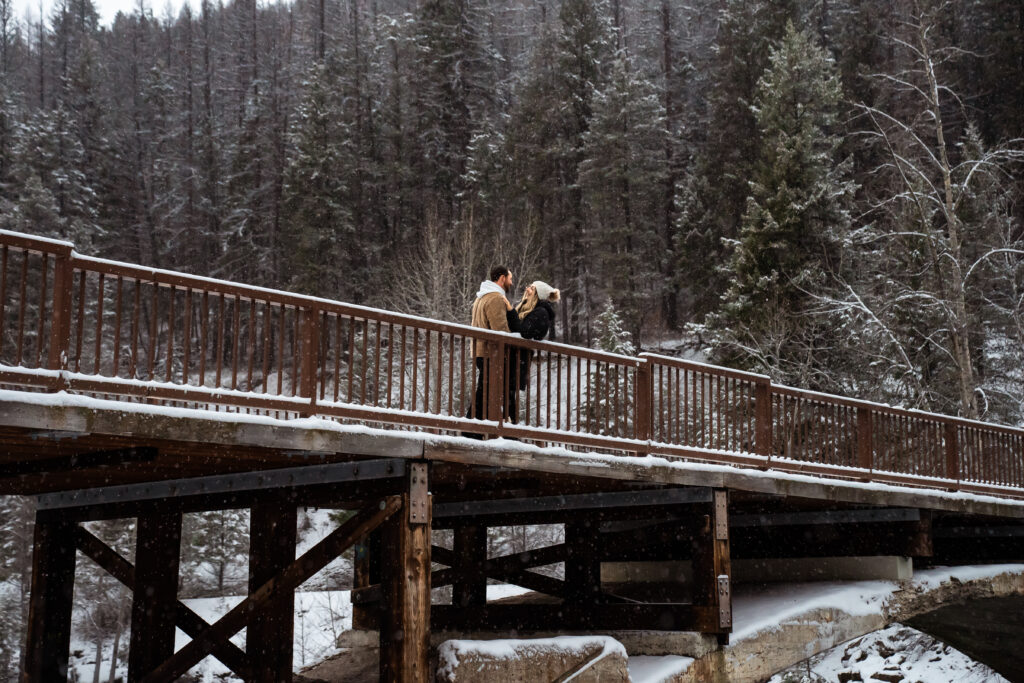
[513,281,559,389]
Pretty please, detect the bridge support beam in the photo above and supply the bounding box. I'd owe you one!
[248,501,298,683]
[380,462,432,683]
[692,489,732,641]
[452,525,487,607]
[129,511,183,682]
[566,520,602,605]
[353,531,382,630]
[22,510,76,683]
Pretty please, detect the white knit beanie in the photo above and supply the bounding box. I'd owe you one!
[532,281,560,302]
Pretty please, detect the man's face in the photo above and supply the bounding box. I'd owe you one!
[500,272,513,293]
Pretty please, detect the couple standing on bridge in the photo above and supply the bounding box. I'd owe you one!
[463,265,560,436]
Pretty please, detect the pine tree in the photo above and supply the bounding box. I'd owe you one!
[0,0,16,196]
[556,0,614,342]
[182,509,249,593]
[593,302,636,356]
[579,54,668,339]
[413,0,497,226]
[8,105,101,247]
[505,0,614,343]
[280,60,353,299]
[707,22,854,385]
[584,302,636,437]
[679,0,799,316]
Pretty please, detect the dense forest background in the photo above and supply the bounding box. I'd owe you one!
[2,0,1023,423]
[2,0,1024,676]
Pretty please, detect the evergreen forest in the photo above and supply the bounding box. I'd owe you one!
[2,0,1023,421]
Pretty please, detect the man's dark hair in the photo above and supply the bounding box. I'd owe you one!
[489,265,510,282]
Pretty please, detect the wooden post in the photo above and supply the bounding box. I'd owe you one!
[692,489,731,640]
[908,509,933,560]
[486,342,504,427]
[129,512,183,682]
[565,520,601,605]
[635,358,653,457]
[945,423,960,489]
[300,307,320,414]
[857,407,873,474]
[46,249,73,373]
[380,463,431,683]
[22,511,76,683]
[452,525,487,607]
[754,381,772,462]
[248,501,298,683]
[352,531,382,630]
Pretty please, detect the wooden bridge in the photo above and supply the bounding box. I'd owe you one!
[2,228,1023,682]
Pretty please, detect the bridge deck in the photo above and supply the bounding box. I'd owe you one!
[3,391,1024,520]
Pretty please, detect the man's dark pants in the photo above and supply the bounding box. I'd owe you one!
[463,357,517,438]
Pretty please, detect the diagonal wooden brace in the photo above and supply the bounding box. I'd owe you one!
[73,526,254,679]
[140,495,402,683]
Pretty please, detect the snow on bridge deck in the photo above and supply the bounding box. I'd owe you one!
[3,388,1024,520]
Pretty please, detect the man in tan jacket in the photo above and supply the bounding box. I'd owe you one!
[465,265,518,435]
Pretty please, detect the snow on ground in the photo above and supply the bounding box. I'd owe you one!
[627,655,694,683]
[486,583,533,602]
[767,623,1008,683]
[437,635,629,682]
[732,579,896,641]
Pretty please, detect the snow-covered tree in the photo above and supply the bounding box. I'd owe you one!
[679,0,800,316]
[584,303,636,437]
[0,496,34,680]
[182,509,249,593]
[8,106,101,247]
[280,60,353,299]
[839,3,1024,419]
[580,54,669,340]
[706,22,854,387]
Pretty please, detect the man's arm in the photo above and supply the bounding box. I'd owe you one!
[506,307,521,333]
[484,294,511,333]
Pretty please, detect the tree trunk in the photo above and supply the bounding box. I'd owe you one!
[92,637,103,683]
[918,12,978,419]
[107,628,120,683]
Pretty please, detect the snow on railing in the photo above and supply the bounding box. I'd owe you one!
[2,229,1022,498]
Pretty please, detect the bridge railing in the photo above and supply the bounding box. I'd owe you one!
[2,229,1022,498]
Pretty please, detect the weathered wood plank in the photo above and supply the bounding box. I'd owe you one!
[565,521,601,605]
[22,511,76,683]
[424,444,1024,519]
[352,531,381,630]
[691,489,731,636]
[249,501,298,683]
[380,466,432,683]
[452,526,487,607]
[129,512,182,682]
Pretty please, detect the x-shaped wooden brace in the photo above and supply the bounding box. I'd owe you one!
[73,526,254,678]
[112,495,402,683]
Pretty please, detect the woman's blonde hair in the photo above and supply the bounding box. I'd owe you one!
[516,289,539,319]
